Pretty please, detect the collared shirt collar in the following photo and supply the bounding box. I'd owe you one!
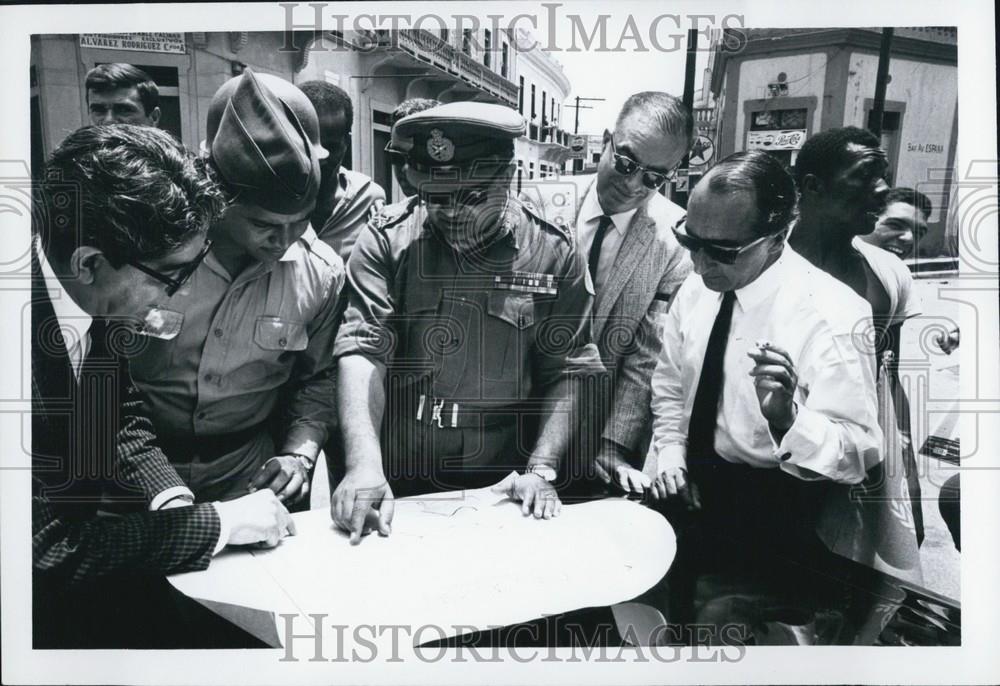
[581,182,637,235]
[278,226,315,262]
[733,247,789,310]
[36,238,93,356]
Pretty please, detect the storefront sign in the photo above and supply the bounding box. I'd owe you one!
[80,33,186,54]
[568,135,587,159]
[907,142,946,153]
[746,128,806,151]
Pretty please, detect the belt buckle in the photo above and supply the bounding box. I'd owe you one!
[431,399,445,428]
[418,395,459,428]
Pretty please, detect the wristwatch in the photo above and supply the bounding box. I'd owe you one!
[278,453,315,470]
[524,464,557,482]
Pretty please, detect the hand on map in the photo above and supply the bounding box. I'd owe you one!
[331,465,394,545]
[216,489,296,548]
[491,472,562,519]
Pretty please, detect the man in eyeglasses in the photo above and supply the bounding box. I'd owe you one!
[32,124,295,648]
[331,102,605,542]
[128,69,344,508]
[645,151,881,631]
[521,92,693,496]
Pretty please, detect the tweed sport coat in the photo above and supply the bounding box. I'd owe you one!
[30,249,221,589]
[521,176,691,464]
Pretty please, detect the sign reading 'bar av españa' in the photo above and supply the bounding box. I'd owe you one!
[80,33,186,54]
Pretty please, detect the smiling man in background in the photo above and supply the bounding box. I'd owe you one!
[861,186,933,259]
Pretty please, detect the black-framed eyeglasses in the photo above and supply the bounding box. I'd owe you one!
[672,221,780,265]
[607,131,677,190]
[128,239,213,297]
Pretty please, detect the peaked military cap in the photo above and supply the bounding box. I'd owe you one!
[393,101,525,169]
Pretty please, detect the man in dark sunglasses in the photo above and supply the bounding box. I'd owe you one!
[520,92,694,497]
[645,151,882,634]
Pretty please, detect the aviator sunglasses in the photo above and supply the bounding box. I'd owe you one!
[606,130,678,190]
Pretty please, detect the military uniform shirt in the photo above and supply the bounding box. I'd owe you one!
[334,197,604,406]
[130,228,344,451]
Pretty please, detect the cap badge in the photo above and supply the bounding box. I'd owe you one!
[427,129,455,162]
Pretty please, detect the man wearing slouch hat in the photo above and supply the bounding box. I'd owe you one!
[129,69,344,508]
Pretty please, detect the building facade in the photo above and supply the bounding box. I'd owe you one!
[509,29,572,183]
[706,27,957,254]
[31,30,572,203]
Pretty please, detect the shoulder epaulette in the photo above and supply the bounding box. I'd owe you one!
[300,230,342,271]
[371,195,419,232]
[516,195,572,244]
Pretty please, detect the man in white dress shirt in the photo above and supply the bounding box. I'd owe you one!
[646,150,882,630]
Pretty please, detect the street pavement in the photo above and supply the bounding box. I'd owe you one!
[900,276,962,601]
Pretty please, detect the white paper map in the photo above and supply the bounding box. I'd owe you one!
[169,487,675,652]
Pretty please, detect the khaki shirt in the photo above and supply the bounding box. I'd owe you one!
[131,228,344,456]
[334,196,604,407]
[313,168,386,263]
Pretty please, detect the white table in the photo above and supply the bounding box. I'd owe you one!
[169,487,675,652]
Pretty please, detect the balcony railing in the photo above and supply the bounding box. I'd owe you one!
[376,30,519,107]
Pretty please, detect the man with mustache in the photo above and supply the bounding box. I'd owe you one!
[331,102,605,542]
[790,126,924,544]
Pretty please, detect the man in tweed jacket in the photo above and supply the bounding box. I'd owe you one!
[521,92,693,492]
[32,125,294,648]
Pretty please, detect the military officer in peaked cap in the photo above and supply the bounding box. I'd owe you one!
[129,68,344,510]
[331,101,606,542]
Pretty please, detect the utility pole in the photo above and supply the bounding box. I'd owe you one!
[568,95,605,174]
[870,28,894,137]
[570,95,605,134]
[672,28,699,207]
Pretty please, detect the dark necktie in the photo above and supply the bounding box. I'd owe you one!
[587,215,614,286]
[686,290,737,464]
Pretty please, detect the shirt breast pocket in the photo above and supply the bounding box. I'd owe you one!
[228,316,309,390]
[254,316,309,353]
[484,291,535,396]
